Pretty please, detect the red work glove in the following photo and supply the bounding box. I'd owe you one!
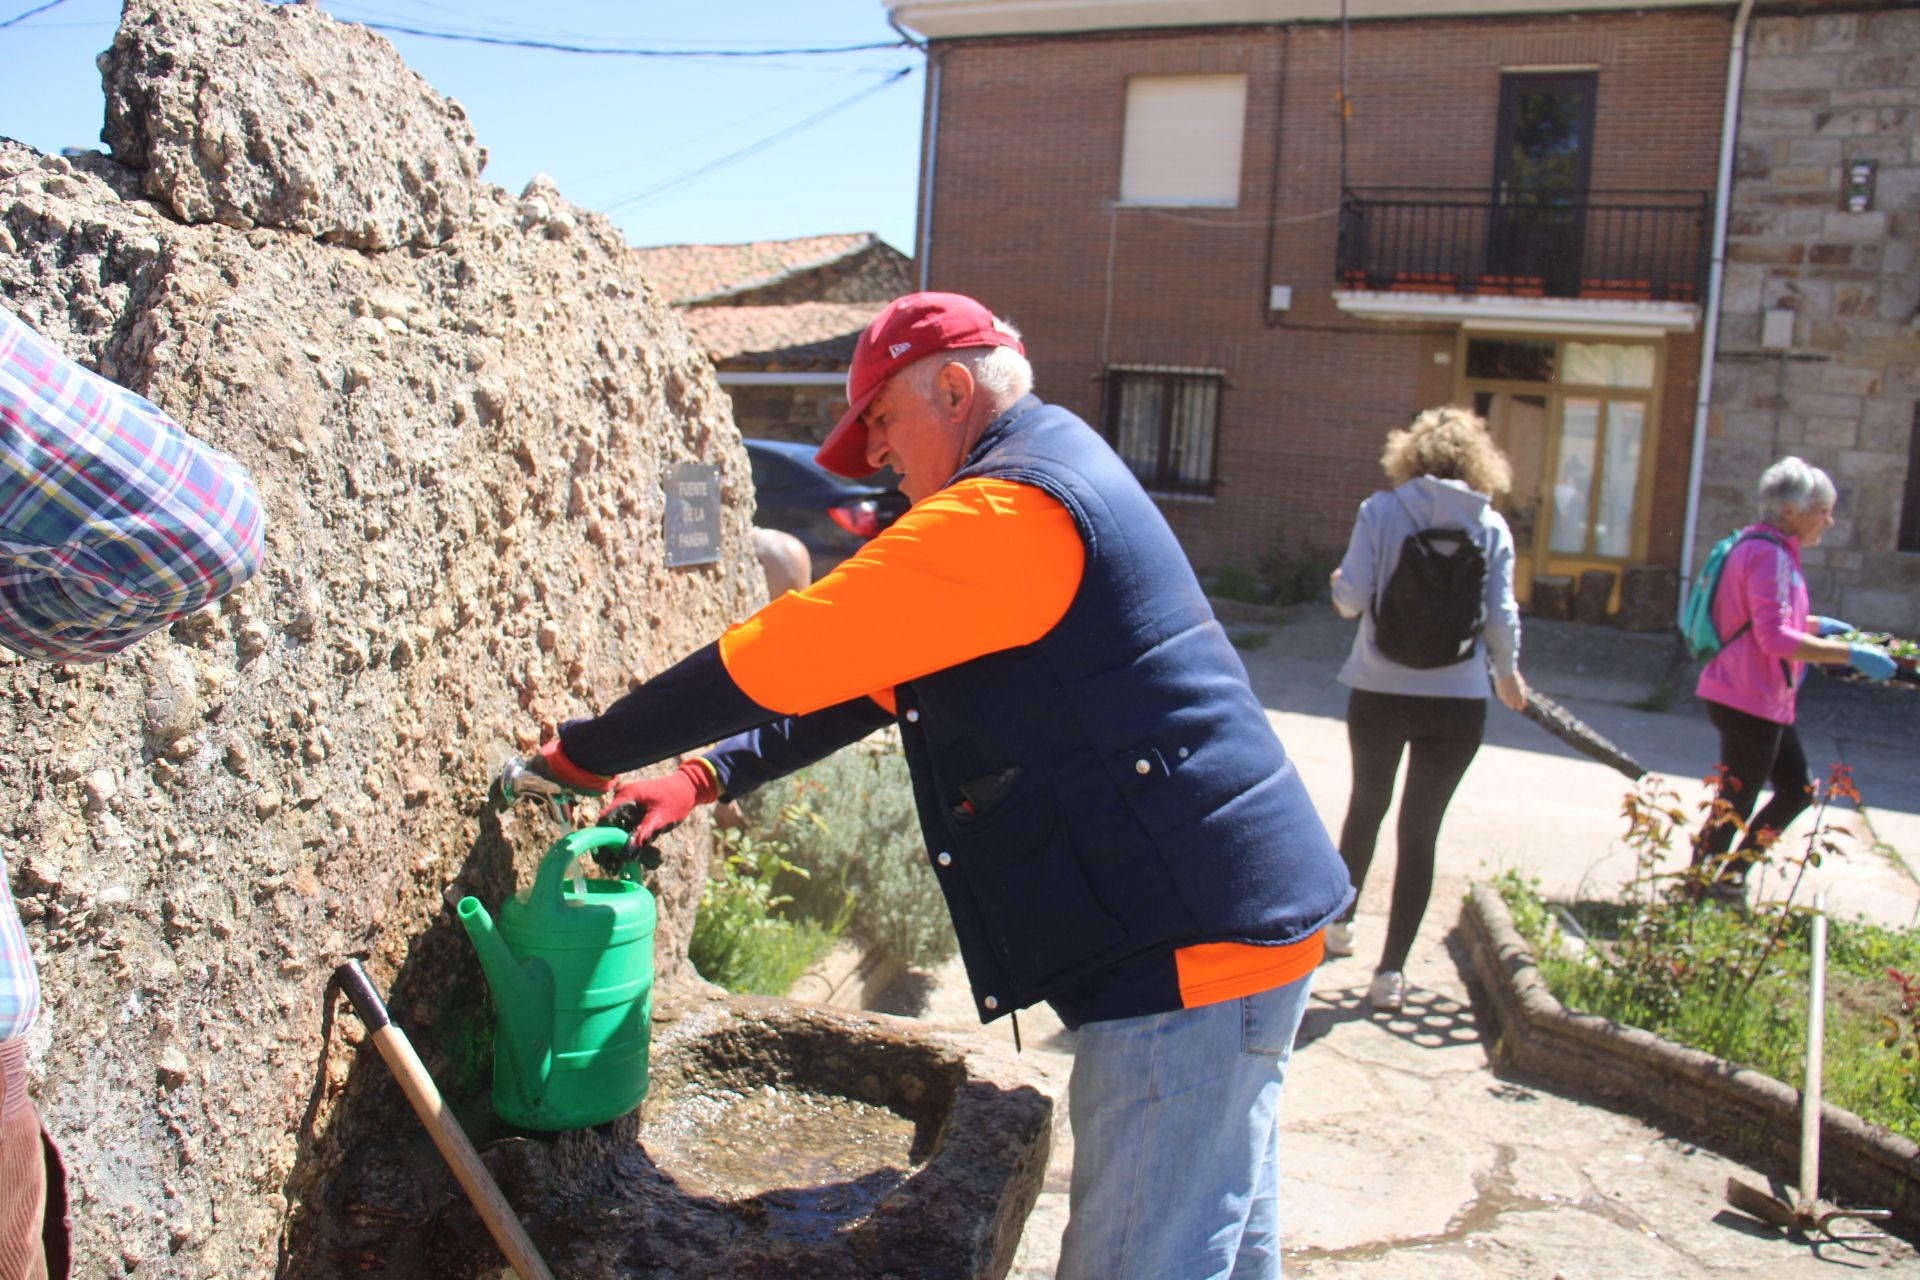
[596,759,720,847]
[532,736,614,793]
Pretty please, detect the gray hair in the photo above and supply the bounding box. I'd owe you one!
[899,334,1033,414]
[965,345,1034,406]
[1756,455,1835,521]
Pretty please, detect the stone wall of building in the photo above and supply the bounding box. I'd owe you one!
[1707,8,1920,631]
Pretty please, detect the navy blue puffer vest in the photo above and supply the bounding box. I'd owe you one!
[895,396,1350,1023]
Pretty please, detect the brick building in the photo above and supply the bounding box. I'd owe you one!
[1702,6,1920,633]
[632,233,910,444]
[890,0,1745,616]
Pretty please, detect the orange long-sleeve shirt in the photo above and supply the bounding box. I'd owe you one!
[719,477,1322,1011]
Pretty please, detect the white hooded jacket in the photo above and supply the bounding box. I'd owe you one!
[1329,475,1521,698]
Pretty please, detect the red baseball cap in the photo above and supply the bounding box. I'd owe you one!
[814,292,1025,479]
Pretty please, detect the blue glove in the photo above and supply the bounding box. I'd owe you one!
[1811,616,1852,638]
[1848,644,1896,681]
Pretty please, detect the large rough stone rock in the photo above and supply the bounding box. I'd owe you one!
[99,0,486,248]
[0,2,765,1274]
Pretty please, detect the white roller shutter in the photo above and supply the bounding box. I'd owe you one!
[1119,74,1247,208]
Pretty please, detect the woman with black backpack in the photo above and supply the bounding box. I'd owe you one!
[1327,406,1527,1011]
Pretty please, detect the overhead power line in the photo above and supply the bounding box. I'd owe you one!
[0,0,72,29]
[606,67,913,213]
[358,20,912,58]
[571,69,878,193]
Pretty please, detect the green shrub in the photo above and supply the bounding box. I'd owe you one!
[1204,537,1335,607]
[734,731,957,970]
[688,825,840,995]
[1257,534,1333,607]
[1491,767,1920,1144]
[1628,680,1675,713]
[1209,563,1266,604]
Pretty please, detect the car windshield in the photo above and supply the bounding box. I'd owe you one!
[747,449,792,490]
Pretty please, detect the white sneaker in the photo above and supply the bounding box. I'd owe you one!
[1367,970,1407,1012]
[1325,922,1354,957]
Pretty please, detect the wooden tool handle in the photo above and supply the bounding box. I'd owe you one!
[336,962,558,1280]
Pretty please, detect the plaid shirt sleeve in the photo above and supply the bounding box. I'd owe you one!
[0,851,40,1041]
[0,305,265,663]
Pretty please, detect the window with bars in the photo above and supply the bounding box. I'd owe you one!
[1103,368,1222,495]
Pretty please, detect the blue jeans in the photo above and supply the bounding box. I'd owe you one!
[1057,970,1314,1280]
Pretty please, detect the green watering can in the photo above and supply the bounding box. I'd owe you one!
[457,826,656,1131]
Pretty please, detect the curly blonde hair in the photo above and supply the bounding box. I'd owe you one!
[1381,405,1512,496]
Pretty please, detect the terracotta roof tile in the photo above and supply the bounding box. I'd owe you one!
[682,301,881,369]
[634,233,881,305]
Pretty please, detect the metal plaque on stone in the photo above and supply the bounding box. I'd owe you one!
[664,463,722,568]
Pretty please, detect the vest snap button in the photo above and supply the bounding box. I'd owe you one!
[905,709,921,723]
[1134,758,1151,775]
[984,995,999,1010]
[1178,747,1190,759]
[937,851,952,867]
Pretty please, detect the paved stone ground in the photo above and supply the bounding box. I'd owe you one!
[872,605,1920,1278]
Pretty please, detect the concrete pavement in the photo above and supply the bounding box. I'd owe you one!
[889,603,1920,1277]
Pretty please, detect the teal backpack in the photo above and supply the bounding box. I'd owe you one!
[1679,528,1786,660]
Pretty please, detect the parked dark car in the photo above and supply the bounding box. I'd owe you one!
[744,438,910,577]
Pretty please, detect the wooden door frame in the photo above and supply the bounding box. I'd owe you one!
[1455,331,1666,607]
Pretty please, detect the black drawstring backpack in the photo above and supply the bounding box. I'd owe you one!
[1371,496,1488,670]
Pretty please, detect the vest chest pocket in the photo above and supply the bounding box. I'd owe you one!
[954,792,1128,994]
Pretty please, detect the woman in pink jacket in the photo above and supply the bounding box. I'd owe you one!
[1692,456,1894,901]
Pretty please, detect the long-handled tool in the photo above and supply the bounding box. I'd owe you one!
[334,960,559,1280]
[1523,688,1647,781]
[1724,894,1890,1241]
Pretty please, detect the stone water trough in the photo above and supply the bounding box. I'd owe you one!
[318,991,1053,1279]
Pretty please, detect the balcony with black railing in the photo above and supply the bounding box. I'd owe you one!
[1336,188,1711,304]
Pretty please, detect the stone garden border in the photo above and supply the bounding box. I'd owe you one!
[1459,881,1920,1236]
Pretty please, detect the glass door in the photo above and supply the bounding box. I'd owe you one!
[1549,399,1645,559]
[1473,391,1550,600]
[1489,72,1597,295]
[1473,392,1550,550]
[1462,335,1660,606]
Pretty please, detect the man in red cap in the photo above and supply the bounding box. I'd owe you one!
[519,291,1350,1279]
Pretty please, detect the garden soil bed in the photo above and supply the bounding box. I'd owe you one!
[1459,881,1920,1238]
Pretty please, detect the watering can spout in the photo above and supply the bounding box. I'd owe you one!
[457,895,554,1114]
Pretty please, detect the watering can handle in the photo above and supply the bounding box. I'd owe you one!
[530,827,638,906]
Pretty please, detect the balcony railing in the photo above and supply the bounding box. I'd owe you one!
[1337,188,1711,304]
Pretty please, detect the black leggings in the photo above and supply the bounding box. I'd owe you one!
[1692,699,1812,882]
[1338,688,1486,973]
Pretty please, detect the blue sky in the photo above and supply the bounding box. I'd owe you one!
[0,0,926,252]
